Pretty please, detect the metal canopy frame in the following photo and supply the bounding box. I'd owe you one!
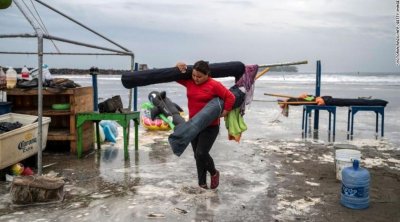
[0,0,136,175]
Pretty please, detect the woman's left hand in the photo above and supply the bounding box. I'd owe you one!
[220,110,229,117]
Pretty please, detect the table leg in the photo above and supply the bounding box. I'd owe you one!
[351,112,355,140]
[123,126,129,160]
[333,110,336,137]
[77,125,83,158]
[347,109,350,136]
[381,110,384,137]
[95,121,101,150]
[328,112,332,134]
[135,119,139,150]
[302,106,305,130]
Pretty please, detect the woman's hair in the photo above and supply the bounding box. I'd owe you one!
[193,60,210,75]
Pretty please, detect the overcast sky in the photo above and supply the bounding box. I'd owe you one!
[0,0,398,72]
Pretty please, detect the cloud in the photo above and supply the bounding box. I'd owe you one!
[0,0,397,72]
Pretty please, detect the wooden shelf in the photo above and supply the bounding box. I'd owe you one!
[48,129,74,140]
[12,108,71,116]
[6,86,94,154]
[6,87,92,96]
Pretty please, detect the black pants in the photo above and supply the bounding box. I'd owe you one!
[191,125,219,186]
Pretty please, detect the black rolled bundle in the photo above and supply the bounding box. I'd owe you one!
[121,61,245,88]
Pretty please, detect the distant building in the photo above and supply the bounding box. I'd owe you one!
[139,64,148,71]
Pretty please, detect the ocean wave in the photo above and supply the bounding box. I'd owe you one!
[58,73,400,86]
[256,73,400,85]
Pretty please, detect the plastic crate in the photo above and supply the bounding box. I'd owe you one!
[0,102,12,115]
[0,113,51,169]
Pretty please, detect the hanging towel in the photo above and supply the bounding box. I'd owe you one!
[235,64,258,115]
[225,108,247,142]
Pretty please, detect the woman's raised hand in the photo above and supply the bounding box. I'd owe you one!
[176,62,187,73]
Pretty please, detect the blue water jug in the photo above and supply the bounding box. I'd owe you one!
[340,159,370,209]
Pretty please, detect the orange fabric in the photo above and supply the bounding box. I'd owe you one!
[228,134,241,142]
[316,97,325,106]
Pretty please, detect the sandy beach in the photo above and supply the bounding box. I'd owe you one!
[0,73,399,221]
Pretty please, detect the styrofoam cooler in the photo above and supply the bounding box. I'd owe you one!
[0,113,51,169]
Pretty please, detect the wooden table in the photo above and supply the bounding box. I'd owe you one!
[76,111,140,159]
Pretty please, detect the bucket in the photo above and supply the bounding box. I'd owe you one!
[335,149,361,180]
[334,144,358,150]
[333,144,358,172]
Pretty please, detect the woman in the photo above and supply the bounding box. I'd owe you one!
[176,60,235,189]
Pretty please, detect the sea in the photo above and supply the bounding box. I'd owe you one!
[60,71,400,148]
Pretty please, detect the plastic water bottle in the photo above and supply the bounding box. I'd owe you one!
[340,159,370,209]
[0,67,6,89]
[43,64,52,81]
[21,65,30,80]
[6,67,17,89]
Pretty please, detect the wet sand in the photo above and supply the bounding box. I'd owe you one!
[0,76,399,221]
[0,116,399,221]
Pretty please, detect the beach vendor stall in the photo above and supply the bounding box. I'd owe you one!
[1,0,138,173]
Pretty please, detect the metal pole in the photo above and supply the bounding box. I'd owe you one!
[0,33,37,38]
[12,0,37,33]
[33,0,131,52]
[128,56,134,111]
[134,63,138,111]
[90,67,99,111]
[313,60,321,131]
[44,34,130,54]
[14,0,45,175]
[0,51,131,56]
[37,33,44,175]
[126,55,135,148]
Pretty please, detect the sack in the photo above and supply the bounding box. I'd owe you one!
[98,95,123,113]
[16,78,39,89]
[47,78,80,89]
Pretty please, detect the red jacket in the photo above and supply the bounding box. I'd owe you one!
[177,77,235,126]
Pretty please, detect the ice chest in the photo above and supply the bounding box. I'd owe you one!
[0,113,51,169]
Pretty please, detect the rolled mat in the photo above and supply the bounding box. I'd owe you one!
[168,97,224,156]
[121,61,245,88]
[321,96,388,107]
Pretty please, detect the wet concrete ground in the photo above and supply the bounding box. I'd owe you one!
[0,101,399,221]
[0,128,278,222]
